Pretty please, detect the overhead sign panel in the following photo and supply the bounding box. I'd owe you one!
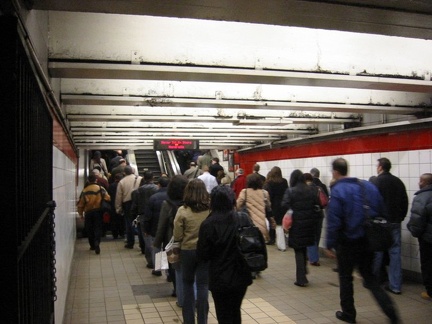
[153,139,199,150]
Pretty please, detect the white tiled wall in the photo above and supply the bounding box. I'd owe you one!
[52,146,78,324]
[258,149,432,276]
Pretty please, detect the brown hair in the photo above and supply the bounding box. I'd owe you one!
[266,166,284,183]
[183,178,210,212]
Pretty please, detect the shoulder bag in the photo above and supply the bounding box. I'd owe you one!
[359,180,393,252]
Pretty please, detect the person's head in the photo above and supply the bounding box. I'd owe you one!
[91,169,101,177]
[247,173,263,190]
[114,173,123,182]
[236,168,244,176]
[210,185,236,213]
[253,163,261,173]
[124,165,133,175]
[115,150,122,156]
[419,173,432,189]
[212,157,219,164]
[310,167,320,178]
[93,151,101,158]
[143,171,154,182]
[119,158,126,164]
[217,169,225,179]
[183,178,210,212]
[377,157,391,174]
[87,174,97,183]
[201,164,210,172]
[189,161,196,168]
[303,172,313,183]
[167,175,188,200]
[266,166,283,183]
[289,169,305,187]
[332,158,348,179]
[157,176,170,188]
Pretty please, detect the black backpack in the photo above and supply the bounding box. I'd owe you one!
[236,210,268,272]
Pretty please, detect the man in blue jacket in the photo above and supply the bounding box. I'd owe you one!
[407,173,432,300]
[325,158,399,324]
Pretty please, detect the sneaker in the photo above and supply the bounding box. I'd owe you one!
[95,246,100,255]
[335,311,356,323]
[385,285,401,295]
[421,291,432,300]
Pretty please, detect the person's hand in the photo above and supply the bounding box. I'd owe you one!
[324,248,336,259]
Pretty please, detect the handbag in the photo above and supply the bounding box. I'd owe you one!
[236,211,268,272]
[165,236,181,264]
[317,187,328,208]
[282,209,293,231]
[359,180,393,252]
[154,249,169,271]
[99,186,112,212]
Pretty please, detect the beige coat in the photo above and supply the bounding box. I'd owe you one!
[237,188,271,242]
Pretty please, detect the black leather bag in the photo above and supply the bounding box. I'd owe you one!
[364,217,393,252]
[236,210,268,272]
[358,180,393,252]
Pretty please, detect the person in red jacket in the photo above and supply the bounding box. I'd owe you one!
[231,168,246,199]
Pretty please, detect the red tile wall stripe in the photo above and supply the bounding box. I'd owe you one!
[53,118,78,165]
[235,129,432,174]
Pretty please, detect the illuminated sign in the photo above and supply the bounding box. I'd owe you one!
[153,140,199,150]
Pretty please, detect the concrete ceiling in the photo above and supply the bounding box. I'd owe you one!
[24,1,432,150]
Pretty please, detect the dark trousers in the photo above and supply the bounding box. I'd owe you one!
[419,237,432,296]
[84,210,103,249]
[212,286,248,324]
[110,211,124,238]
[122,201,135,246]
[336,238,399,322]
[294,247,308,284]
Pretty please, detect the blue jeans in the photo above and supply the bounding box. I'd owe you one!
[143,235,155,267]
[373,223,402,292]
[307,213,324,263]
[181,249,209,324]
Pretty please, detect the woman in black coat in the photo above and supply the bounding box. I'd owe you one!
[282,169,320,287]
[197,185,253,323]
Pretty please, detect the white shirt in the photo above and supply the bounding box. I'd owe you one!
[198,171,218,193]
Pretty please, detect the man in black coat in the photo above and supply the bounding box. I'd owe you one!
[374,157,408,295]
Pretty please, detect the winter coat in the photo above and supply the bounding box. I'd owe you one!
[153,199,182,249]
[326,178,386,250]
[143,188,168,237]
[236,188,271,242]
[130,183,158,222]
[264,179,289,224]
[173,206,210,250]
[376,171,408,223]
[281,183,320,249]
[77,183,111,216]
[197,210,253,292]
[407,185,432,243]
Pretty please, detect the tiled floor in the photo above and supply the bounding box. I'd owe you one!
[64,235,432,324]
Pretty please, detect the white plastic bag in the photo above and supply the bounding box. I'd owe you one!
[276,225,286,251]
[154,250,169,271]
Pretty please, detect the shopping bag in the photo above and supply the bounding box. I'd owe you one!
[282,210,293,231]
[165,237,181,264]
[276,225,286,251]
[154,250,169,271]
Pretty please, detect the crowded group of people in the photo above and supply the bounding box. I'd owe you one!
[77,151,432,324]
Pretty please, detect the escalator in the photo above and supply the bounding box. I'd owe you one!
[134,149,182,179]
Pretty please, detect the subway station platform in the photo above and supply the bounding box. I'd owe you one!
[64,235,432,324]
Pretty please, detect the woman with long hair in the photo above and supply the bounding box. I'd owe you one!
[264,166,289,247]
[236,173,271,243]
[197,185,253,323]
[173,179,210,324]
[153,175,188,306]
[282,169,320,287]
